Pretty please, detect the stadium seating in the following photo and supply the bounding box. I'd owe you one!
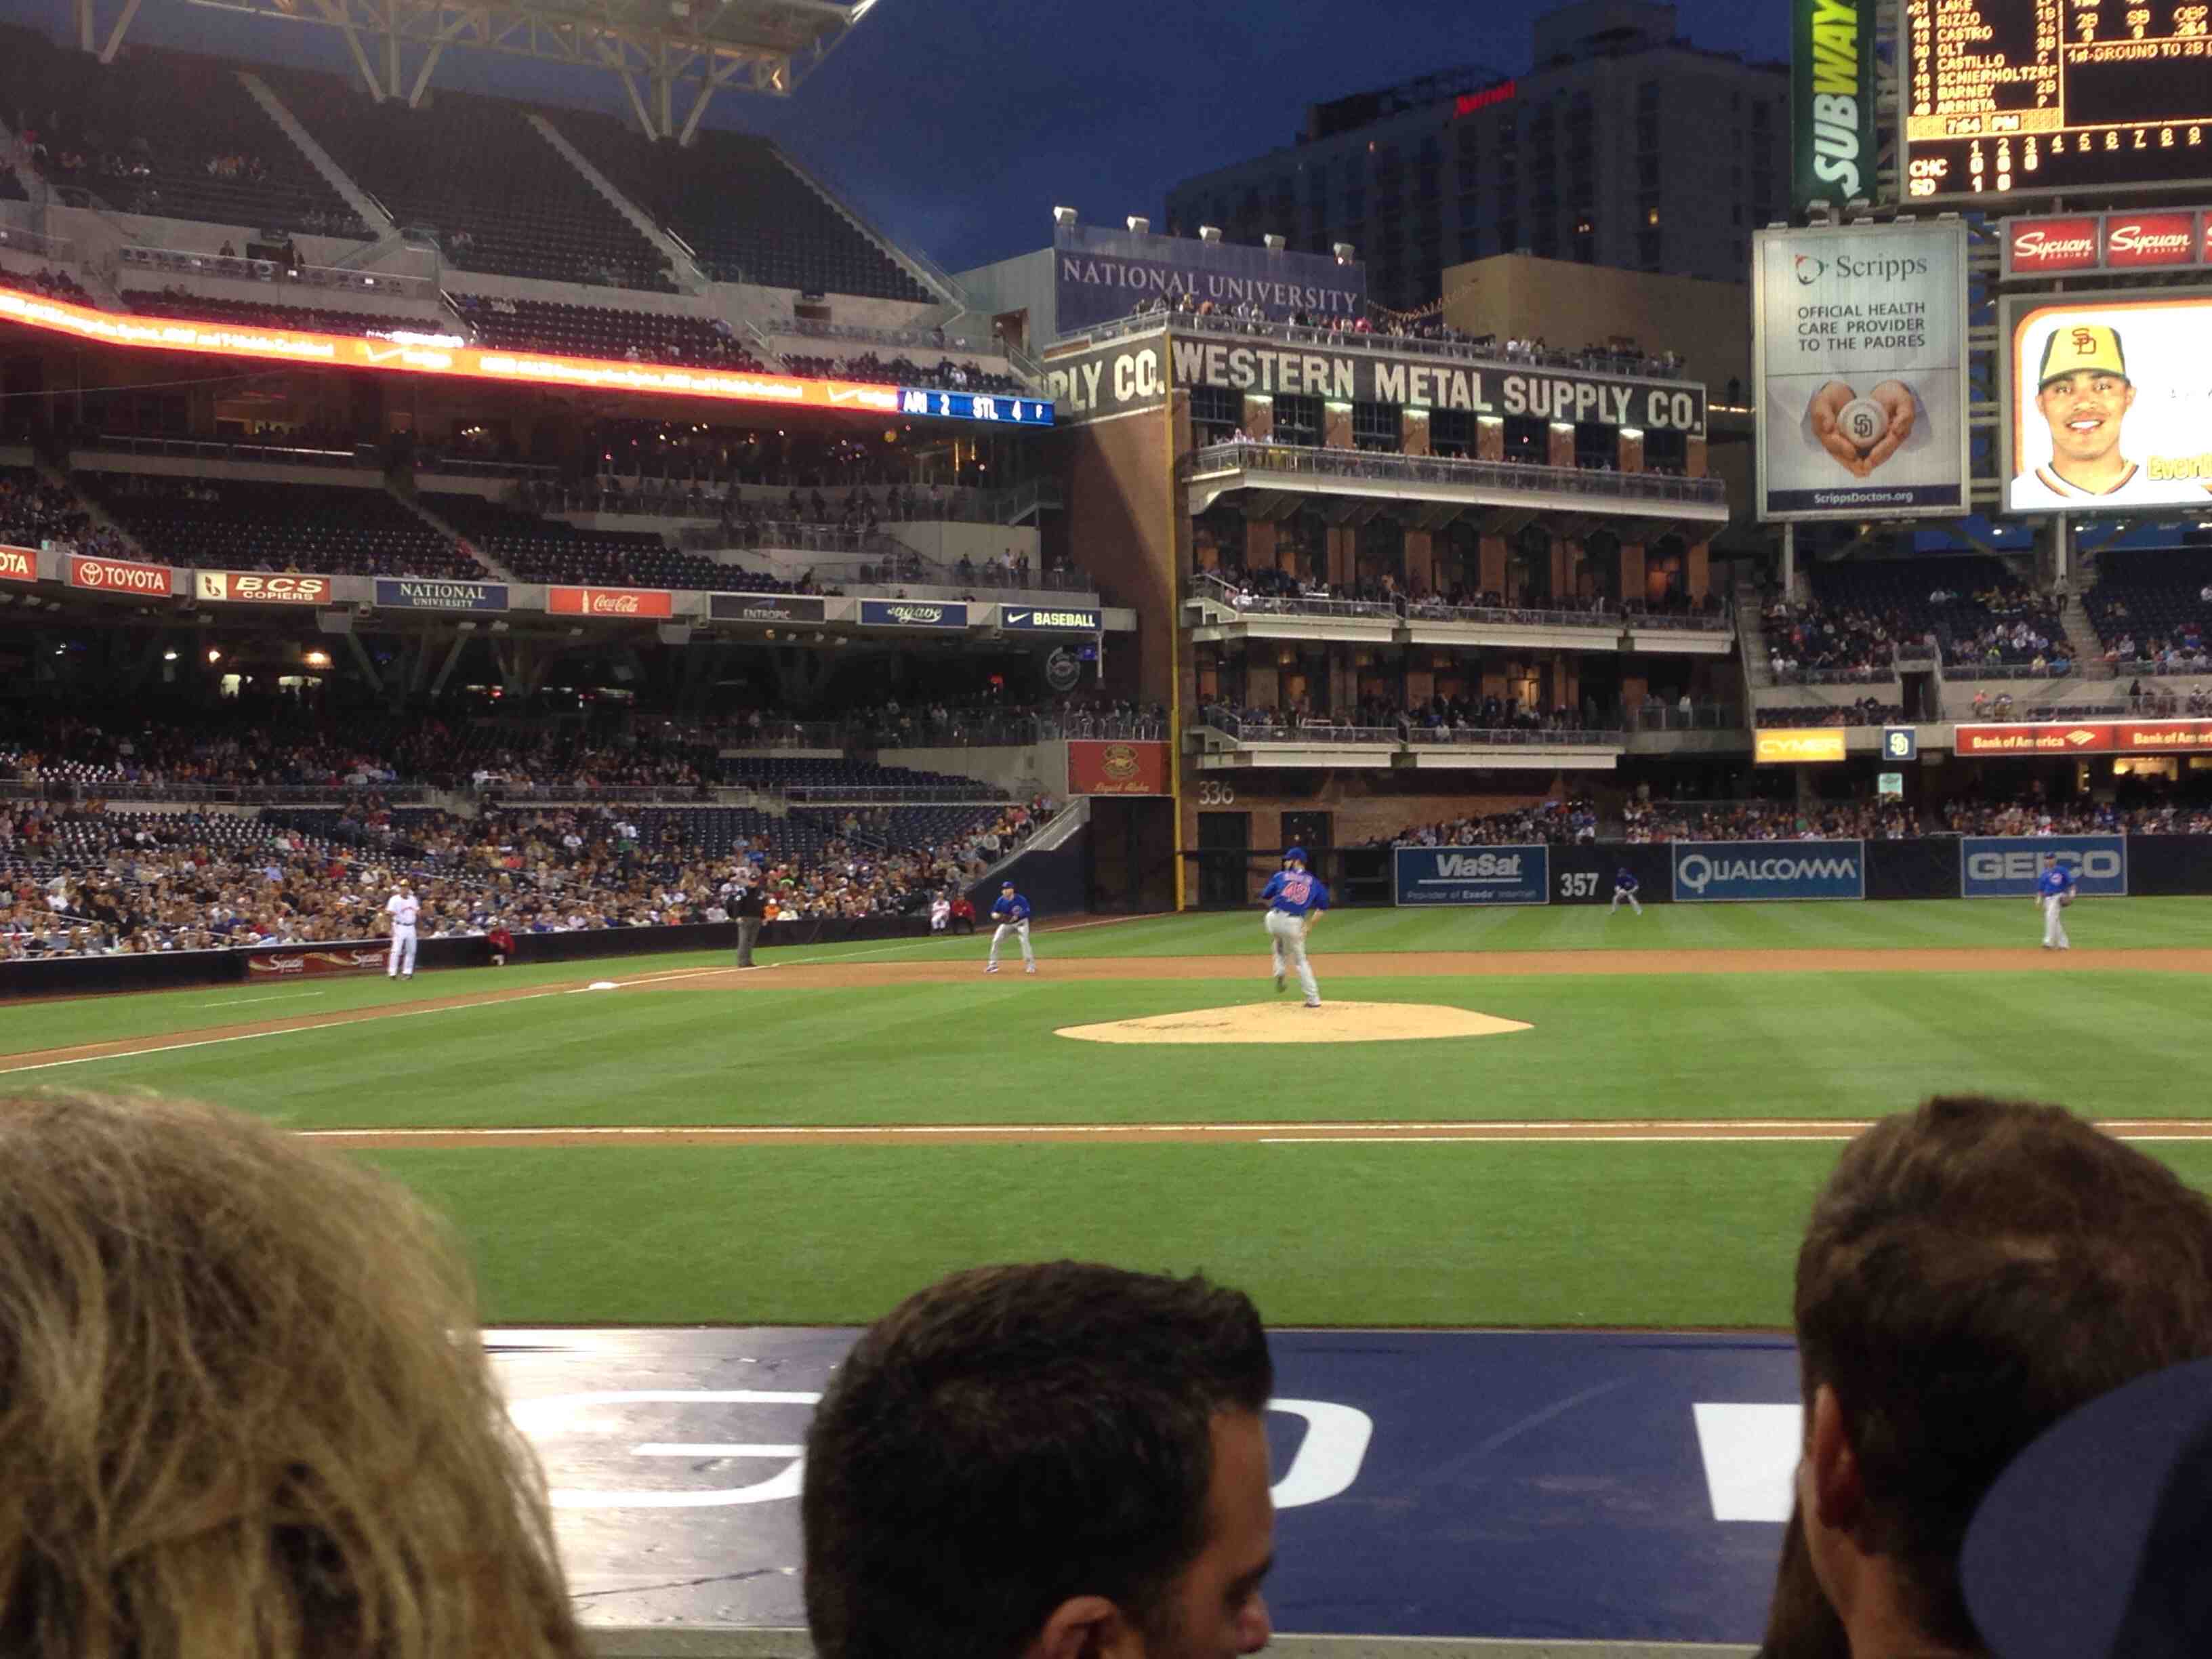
[2084,548,2212,663]
[781,351,1025,394]
[716,756,1004,797]
[0,32,368,236]
[121,289,443,340]
[420,493,735,590]
[1754,702,1903,727]
[447,294,763,369]
[1788,556,2065,670]
[264,70,674,290]
[0,466,95,548]
[77,473,483,579]
[553,110,933,300]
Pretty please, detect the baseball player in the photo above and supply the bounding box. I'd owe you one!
[1609,866,1642,916]
[384,880,420,979]
[1258,846,1330,1008]
[984,881,1035,974]
[2035,853,2076,951]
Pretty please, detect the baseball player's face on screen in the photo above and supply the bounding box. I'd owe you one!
[2037,370,2134,464]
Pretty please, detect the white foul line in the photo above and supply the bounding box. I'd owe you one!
[199,991,329,1008]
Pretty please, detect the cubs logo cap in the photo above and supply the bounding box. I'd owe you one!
[1284,846,1308,863]
[2037,323,2127,388]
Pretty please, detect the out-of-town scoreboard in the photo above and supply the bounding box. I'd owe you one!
[1904,0,2212,200]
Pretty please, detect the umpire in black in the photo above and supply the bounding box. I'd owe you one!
[731,872,766,968]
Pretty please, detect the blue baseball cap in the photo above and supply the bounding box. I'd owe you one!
[1962,1355,2212,1659]
[1284,846,1308,863]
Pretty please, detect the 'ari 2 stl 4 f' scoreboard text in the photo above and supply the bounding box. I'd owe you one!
[1904,0,2212,201]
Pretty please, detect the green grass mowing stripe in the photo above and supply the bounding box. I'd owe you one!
[39,969,2212,1131]
[357,1140,2212,1327]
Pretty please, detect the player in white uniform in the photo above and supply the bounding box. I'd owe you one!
[385,882,421,979]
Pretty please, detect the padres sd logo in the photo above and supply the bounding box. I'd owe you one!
[1101,743,1140,781]
[2070,326,2098,357]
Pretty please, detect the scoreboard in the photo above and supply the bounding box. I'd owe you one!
[1904,0,2212,200]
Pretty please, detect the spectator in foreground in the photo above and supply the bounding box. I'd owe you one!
[1784,1095,2212,1657]
[0,1091,584,1659]
[802,1261,1277,1659]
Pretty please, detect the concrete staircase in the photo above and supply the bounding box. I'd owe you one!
[41,462,148,559]
[2057,592,2112,678]
[529,115,709,293]
[388,484,517,582]
[237,72,394,237]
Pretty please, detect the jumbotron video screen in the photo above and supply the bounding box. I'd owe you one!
[1904,0,2212,199]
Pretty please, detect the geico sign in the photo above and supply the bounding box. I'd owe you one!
[1967,848,2123,882]
[195,571,330,602]
[504,1389,1371,1511]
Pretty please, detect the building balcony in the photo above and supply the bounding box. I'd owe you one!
[1191,713,1626,772]
[1182,441,1728,532]
[1188,577,1736,655]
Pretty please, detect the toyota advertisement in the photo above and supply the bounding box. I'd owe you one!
[1754,222,1971,520]
[1671,841,1866,903]
[70,554,174,596]
[1393,846,1551,907]
[0,544,33,583]
[1959,836,2127,900]
[2003,289,2212,514]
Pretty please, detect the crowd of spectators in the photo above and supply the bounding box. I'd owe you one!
[1203,691,1600,741]
[0,262,92,306]
[781,350,1023,396]
[1937,796,2212,836]
[0,468,128,560]
[2101,609,2212,672]
[1762,571,2070,680]
[1622,799,1922,842]
[1753,697,1904,728]
[1374,797,1597,847]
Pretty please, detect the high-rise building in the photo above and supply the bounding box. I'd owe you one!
[1164,1,1786,313]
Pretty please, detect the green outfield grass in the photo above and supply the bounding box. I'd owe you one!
[7,901,2209,1326]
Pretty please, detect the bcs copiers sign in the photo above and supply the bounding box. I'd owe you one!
[195,571,331,604]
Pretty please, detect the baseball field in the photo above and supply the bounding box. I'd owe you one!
[6,896,2210,1332]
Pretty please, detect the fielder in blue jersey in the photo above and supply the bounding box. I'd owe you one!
[985,880,1036,974]
[1609,867,1642,916]
[2035,853,2076,950]
[1258,847,1330,1007]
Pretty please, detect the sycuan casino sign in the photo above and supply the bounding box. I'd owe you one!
[2003,211,2212,280]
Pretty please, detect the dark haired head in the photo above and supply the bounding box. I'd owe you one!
[802,1261,1272,1659]
[1794,1095,2212,1647]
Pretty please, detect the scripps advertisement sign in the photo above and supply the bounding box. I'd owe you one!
[1393,845,1551,907]
[1671,840,1866,903]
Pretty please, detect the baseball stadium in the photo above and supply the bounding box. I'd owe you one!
[3,0,2211,1653]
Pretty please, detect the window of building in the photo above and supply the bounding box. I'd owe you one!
[1430,408,1473,457]
[1272,394,1322,445]
[1351,401,1399,448]
[1190,386,1241,441]
[1638,230,1662,268]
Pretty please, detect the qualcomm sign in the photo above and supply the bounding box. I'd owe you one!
[1959,835,2127,899]
[1393,844,1551,907]
[1671,841,1866,903]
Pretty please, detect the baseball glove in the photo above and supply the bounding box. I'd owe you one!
[2060,893,2074,908]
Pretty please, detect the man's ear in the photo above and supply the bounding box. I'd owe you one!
[1805,1382,1864,1535]
[1022,1595,1145,1659]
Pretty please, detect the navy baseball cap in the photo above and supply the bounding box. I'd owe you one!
[1284,846,1308,862]
[1001,880,1015,888]
[1962,1356,2212,1659]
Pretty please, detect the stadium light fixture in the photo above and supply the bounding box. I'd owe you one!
[206,649,222,663]
[162,649,178,661]
[1126,216,1151,235]
[1333,243,1356,263]
[1052,207,1078,228]
[1263,234,1286,251]
[1199,226,1222,243]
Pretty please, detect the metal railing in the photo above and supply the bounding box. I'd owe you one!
[0,223,74,260]
[1939,661,2077,681]
[71,435,370,470]
[2111,659,2212,678]
[1624,703,1745,731]
[1202,714,1397,744]
[1406,598,1627,629]
[1212,590,1400,620]
[1780,666,1900,686]
[777,783,1004,803]
[1405,724,1626,747]
[769,315,1014,359]
[28,781,428,804]
[1057,308,1694,384]
[480,783,711,804]
[1183,440,1727,506]
[115,243,444,304]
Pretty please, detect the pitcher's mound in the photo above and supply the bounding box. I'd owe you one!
[1057,1000,1532,1046]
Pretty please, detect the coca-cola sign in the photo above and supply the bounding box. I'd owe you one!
[70,554,173,596]
[0,544,31,583]
[547,586,675,618]
[2004,211,2209,280]
[2006,218,2101,276]
[2104,213,2198,269]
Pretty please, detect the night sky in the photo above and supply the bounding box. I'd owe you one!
[16,0,1784,276]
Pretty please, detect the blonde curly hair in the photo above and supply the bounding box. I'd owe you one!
[0,1091,585,1659]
